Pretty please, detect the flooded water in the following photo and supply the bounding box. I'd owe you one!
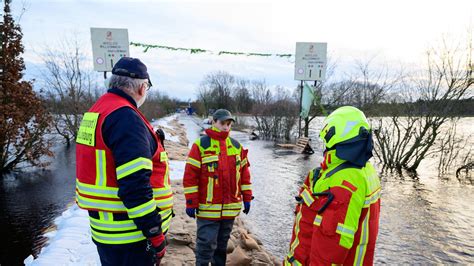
[0,145,76,265]
[235,117,474,264]
[0,116,472,265]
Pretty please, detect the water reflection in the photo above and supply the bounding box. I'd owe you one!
[232,129,474,264]
[232,131,324,258]
[0,145,76,265]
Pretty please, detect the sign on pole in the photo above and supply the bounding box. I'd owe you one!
[91,28,129,72]
[294,42,327,81]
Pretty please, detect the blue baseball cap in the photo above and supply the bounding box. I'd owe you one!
[112,57,152,86]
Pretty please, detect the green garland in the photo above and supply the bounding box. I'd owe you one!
[130,42,293,58]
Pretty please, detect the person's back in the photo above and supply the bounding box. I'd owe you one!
[286,106,381,265]
[75,57,171,266]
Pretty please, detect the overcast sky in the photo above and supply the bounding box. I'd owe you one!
[8,0,474,100]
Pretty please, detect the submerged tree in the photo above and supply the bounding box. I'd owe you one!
[251,81,298,140]
[373,35,473,173]
[0,0,52,174]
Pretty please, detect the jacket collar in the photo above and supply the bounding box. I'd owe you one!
[205,127,229,141]
[320,149,345,171]
[108,88,137,108]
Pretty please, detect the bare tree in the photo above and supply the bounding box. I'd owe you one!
[435,121,472,178]
[251,79,272,106]
[232,78,253,113]
[40,38,99,145]
[251,81,298,140]
[197,84,213,115]
[373,35,473,173]
[197,71,235,114]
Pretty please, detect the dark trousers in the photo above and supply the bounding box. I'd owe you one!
[196,218,235,266]
[95,240,154,266]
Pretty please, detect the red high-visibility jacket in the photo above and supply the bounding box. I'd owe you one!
[285,150,381,265]
[75,92,173,244]
[183,127,252,220]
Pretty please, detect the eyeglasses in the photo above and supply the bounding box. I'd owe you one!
[144,81,152,91]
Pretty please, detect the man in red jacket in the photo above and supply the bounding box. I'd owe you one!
[183,109,253,266]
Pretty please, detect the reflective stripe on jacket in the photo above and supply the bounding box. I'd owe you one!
[286,150,381,265]
[183,127,252,220]
[75,92,173,245]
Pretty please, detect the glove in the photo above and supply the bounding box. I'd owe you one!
[186,207,197,218]
[243,201,251,214]
[147,233,166,262]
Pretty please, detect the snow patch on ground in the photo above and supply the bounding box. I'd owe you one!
[152,113,178,130]
[25,205,100,265]
[169,160,185,181]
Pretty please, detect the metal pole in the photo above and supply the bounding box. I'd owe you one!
[303,80,318,138]
[305,80,318,137]
[103,71,107,79]
[298,80,303,138]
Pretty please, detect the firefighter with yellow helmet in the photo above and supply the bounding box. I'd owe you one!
[285,106,381,265]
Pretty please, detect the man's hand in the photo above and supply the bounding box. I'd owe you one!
[148,233,166,262]
[243,201,251,214]
[186,207,197,218]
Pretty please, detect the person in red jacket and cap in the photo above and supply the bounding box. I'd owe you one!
[183,109,253,266]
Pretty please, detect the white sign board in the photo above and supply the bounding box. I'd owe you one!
[294,42,327,81]
[91,28,129,72]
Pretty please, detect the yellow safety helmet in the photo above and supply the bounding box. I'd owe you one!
[319,106,370,149]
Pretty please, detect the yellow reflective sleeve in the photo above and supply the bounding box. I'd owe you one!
[240,184,252,191]
[127,199,157,218]
[186,157,201,168]
[76,112,99,146]
[116,157,153,180]
[184,186,198,194]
